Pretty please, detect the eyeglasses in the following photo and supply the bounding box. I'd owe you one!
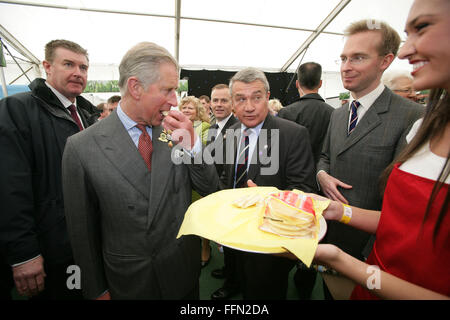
[337,56,371,65]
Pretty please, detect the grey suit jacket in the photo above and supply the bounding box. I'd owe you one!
[62,111,218,299]
[317,87,424,258]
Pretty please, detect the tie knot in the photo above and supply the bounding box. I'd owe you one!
[351,100,361,109]
[213,123,219,130]
[243,128,251,137]
[68,104,76,112]
[136,124,148,134]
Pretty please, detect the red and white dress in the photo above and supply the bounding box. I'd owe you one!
[351,142,450,299]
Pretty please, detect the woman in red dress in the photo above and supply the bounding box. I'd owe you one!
[312,0,450,299]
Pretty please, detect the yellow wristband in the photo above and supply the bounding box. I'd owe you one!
[340,204,352,224]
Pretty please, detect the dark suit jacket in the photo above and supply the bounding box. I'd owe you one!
[317,87,424,259]
[62,111,218,299]
[278,93,334,165]
[206,114,238,175]
[0,78,96,266]
[211,113,316,298]
[218,114,317,193]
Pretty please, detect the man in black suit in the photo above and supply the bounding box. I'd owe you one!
[0,39,96,300]
[278,62,334,299]
[206,84,240,300]
[212,67,317,299]
[278,62,334,165]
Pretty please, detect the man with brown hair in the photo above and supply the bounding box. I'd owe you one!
[315,20,423,298]
[0,39,96,299]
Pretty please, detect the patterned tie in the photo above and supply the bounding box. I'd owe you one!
[68,104,83,131]
[348,100,360,135]
[136,124,153,171]
[234,128,250,188]
[211,123,220,142]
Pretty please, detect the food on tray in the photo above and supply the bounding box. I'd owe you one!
[259,191,318,239]
[232,193,264,208]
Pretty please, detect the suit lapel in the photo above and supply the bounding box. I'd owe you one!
[95,112,150,199]
[338,88,391,155]
[147,125,173,229]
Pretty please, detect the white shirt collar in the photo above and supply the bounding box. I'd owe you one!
[348,82,385,111]
[45,81,76,109]
[216,113,232,132]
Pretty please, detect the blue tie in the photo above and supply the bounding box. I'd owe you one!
[348,100,360,135]
[234,128,250,188]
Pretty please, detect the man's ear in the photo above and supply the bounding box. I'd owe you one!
[380,53,395,72]
[127,77,142,100]
[295,80,299,89]
[318,80,323,89]
[42,60,51,76]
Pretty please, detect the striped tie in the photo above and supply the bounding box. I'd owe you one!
[348,100,360,135]
[234,128,250,188]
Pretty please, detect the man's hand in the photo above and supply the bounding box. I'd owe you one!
[12,255,46,297]
[162,110,197,150]
[317,171,352,204]
[247,179,257,187]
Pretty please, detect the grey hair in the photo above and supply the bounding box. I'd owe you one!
[118,42,179,96]
[229,67,270,95]
[382,70,413,90]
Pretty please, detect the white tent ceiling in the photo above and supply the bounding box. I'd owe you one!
[1,0,414,91]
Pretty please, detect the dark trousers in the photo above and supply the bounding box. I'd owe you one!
[222,246,240,290]
[181,281,200,300]
[236,251,296,300]
[293,264,334,300]
[0,255,13,300]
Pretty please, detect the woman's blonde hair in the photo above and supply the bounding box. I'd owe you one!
[178,96,210,123]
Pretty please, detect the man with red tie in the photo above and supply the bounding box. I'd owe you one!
[0,39,97,299]
[61,42,218,300]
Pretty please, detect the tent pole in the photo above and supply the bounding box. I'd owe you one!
[280,0,351,72]
[175,0,181,63]
[1,67,8,97]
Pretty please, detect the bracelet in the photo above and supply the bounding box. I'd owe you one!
[340,204,352,224]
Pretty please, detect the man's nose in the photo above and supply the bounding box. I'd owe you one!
[168,90,178,106]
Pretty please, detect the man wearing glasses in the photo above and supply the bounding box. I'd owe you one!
[315,20,423,298]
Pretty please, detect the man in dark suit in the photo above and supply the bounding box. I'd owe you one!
[316,20,423,298]
[207,84,238,178]
[0,39,96,299]
[206,84,240,300]
[62,42,218,300]
[278,62,334,165]
[278,62,335,299]
[212,67,317,299]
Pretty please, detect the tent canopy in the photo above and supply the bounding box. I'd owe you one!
[0,0,414,98]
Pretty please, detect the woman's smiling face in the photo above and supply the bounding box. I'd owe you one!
[398,0,450,91]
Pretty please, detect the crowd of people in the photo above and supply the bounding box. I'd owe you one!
[0,0,448,301]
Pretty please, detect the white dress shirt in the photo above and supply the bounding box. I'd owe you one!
[45,81,85,129]
[347,82,385,131]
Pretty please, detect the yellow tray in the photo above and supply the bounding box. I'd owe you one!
[177,187,329,267]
